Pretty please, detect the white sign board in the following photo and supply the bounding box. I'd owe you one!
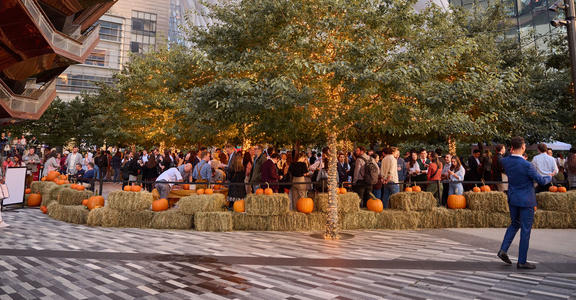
[2,167,26,207]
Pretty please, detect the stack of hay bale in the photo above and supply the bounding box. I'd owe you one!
[178,193,228,231]
[87,190,194,229]
[233,193,309,231]
[535,192,576,228]
[30,181,92,224]
[461,191,510,228]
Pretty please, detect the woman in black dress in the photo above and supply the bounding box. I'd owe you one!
[227,151,247,210]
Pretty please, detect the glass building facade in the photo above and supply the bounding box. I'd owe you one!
[449,0,564,50]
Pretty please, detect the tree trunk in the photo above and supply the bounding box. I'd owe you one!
[324,132,340,240]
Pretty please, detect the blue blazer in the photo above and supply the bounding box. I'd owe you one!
[501,155,551,207]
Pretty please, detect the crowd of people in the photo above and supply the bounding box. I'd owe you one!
[1,130,575,210]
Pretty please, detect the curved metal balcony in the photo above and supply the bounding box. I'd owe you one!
[0,78,56,120]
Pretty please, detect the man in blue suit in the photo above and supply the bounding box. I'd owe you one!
[498,137,551,269]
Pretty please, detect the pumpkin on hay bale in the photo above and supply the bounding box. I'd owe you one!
[56,188,92,206]
[534,210,575,229]
[313,192,360,213]
[341,210,378,230]
[195,212,233,231]
[536,192,576,212]
[87,207,154,228]
[107,190,153,211]
[389,192,436,211]
[47,203,89,224]
[177,194,227,214]
[245,193,290,216]
[150,209,193,229]
[375,210,421,229]
[464,191,509,213]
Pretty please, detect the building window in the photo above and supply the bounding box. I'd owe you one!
[57,74,115,92]
[85,49,107,66]
[131,10,157,54]
[99,21,122,42]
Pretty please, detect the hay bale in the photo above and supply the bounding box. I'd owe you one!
[307,212,328,231]
[245,194,290,216]
[87,207,153,228]
[314,193,360,214]
[195,212,233,231]
[389,192,436,211]
[30,181,56,195]
[151,209,193,229]
[232,213,270,231]
[534,210,574,229]
[419,208,474,228]
[268,212,310,231]
[47,203,89,224]
[537,192,575,212]
[41,185,66,207]
[464,192,509,212]
[57,188,92,206]
[375,210,421,229]
[177,194,227,214]
[107,191,154,211]
[341,210,378,230]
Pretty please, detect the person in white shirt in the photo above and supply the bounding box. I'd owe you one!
[65,147,83,175]
[532,144,558,192]
[155,167,183,199]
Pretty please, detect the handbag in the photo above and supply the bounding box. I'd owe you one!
[315,160,328,181]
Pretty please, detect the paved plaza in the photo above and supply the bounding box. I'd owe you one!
[0,208,575,300]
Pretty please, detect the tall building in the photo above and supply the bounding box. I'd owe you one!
[56,0,171,101]
[0,0,115,123]
[449,0,562,49]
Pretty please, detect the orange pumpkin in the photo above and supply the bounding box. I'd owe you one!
[367,198,384,212]
[233,200,245,212]
[40,205,47,214]
[59,175,67,180]
[27,194,42,206]
[337,187,347,194]
[41,177,47,181]
[69,184,77,190]
[404,187,413,192]
[25,188,31,194]
[87,196,105,210]
[412,185,422,192]
[255,188,264,195]
[196,189,205,195]
[182,184,190,190]
[123,185,131,192]
[152,198,169,211]
[480,185,491,192]
[131,185,142,192]
[82,199,88,207]
[204,188,214,195]
[447,194,466,209]
[297,197,314,213]
[549,186,558,192]
[76,185,85,191]
[558,186,567,193]
[473,186,481,193]
[46,171,60,181]
[264,188,274,195]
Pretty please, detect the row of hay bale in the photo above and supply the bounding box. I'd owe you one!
[87,190,194,229]
[536,191,576,212]
[30,181,94,224]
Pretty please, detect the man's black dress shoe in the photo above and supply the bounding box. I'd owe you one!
[497,250,512,264]
[517,262,536,269]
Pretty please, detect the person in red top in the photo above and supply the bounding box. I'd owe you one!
[427,152,443,204]
[261,153,281,192]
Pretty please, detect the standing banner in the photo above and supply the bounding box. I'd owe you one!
[1,167,26,208]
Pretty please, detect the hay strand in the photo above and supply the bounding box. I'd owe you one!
[464,192,509,212]
[389,192,436,211]
[151,209,193,229]
[314,193,360,213]
[245,194,290,216]
[177,194,227,214]
[47,203,89,224]
[107,191,154,211]
[195,212,233,231]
